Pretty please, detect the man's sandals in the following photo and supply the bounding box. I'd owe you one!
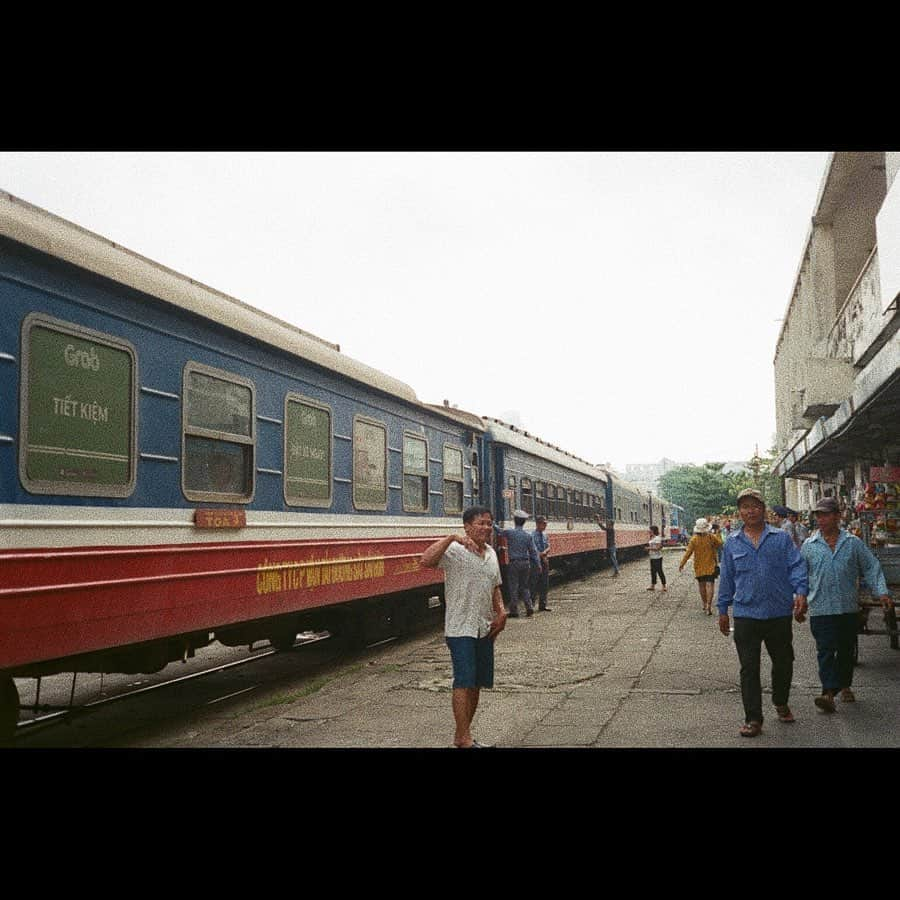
[775,705,795,723]
[739,722,762,737]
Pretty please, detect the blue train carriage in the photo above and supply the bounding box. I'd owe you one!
[605,472,654,561]
[481,418,612,574]
[0,191,483,739]
[663,501,689,544]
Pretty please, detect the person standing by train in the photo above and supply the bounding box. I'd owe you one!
[597,515,620,575]
[531,515,551,611]
[646,525,667,592]
[420,506,507,749]
[495,510,540,617]
[678,518,722,614]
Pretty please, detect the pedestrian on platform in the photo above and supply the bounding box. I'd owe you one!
[717,488,808,738]
[646,525,667,592]
[789,510,809,547]
[597,515,620,575]
[772,505,797,547]
[711,522,724,562]
[419,505,506,749]
[495,509,540,617]
[678,518,722,615]
[799,496,893,714]
[531,515,552,611]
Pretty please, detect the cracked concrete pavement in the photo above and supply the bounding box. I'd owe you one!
[120,550,900,748]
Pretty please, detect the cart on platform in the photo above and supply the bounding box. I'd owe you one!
[855,546,899,664]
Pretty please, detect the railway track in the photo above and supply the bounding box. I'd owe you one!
[13,631,338,746]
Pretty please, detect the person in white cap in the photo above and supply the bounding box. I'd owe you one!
[494,509,539,617]
[678,517,723,615]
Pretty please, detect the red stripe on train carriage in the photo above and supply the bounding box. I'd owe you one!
[0,535,448,669]
[545,530,606,556]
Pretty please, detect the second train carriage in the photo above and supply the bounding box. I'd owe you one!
[481,418,610,573]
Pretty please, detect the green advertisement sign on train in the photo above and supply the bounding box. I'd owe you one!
[23,317,136,495]
[285,397,332,505]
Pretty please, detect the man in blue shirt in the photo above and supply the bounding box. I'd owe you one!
[496,510,540,618]
[718,488,808,737]
[799,496,893,713]
[597,515,620,575]
[531,515,551,611]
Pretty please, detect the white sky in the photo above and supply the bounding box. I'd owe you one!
[0,150,829,471]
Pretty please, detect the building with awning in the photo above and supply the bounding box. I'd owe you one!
[772,151,900,521]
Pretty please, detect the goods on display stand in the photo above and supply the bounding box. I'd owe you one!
[850,465,900,549]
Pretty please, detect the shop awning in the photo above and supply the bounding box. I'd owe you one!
[775,335,900,480]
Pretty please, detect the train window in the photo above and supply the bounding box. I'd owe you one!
[20,314,137,497]
[443,444,464,514]
[520,477,533,516]
[566,489,574,519]
[574,490,584,521]
[284,395,332,507]
[353,416,388,510]
[403,433,429,512]
[183,363,255,502]
[547,484,556,519]
[470,447,479,500]
[535,481,546,518]
[505,475,516,519]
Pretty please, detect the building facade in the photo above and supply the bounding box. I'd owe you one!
[773,151,900,546]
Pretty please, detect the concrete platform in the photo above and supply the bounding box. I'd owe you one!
[120,552,900,749]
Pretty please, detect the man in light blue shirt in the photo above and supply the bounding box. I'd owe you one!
[799,496,893,713]
[718,488,808,737]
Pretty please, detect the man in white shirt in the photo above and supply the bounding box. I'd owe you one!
[646,525,667,592]
[420,506,507,748]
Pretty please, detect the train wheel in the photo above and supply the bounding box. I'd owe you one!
[0,676,20,746]
[269,630,298,652]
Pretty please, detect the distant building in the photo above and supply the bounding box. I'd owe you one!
[626,459,752,497]
[625,458,683,495]
[720,461,751,476]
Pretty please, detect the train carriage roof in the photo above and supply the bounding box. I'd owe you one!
[0,191,472,426]
[423,403,486,432]
[484,418,607,483]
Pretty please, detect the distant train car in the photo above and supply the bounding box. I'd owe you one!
[664,502,689,543]
[481,418,610,573]
[0,193,485,737]
[604,472,656,560]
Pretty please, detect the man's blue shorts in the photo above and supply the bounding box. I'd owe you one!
[445,636,495,689]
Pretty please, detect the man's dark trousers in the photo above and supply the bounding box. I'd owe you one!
[506,559,533,615]
[809,612,857,694]
[733,616,794,724]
